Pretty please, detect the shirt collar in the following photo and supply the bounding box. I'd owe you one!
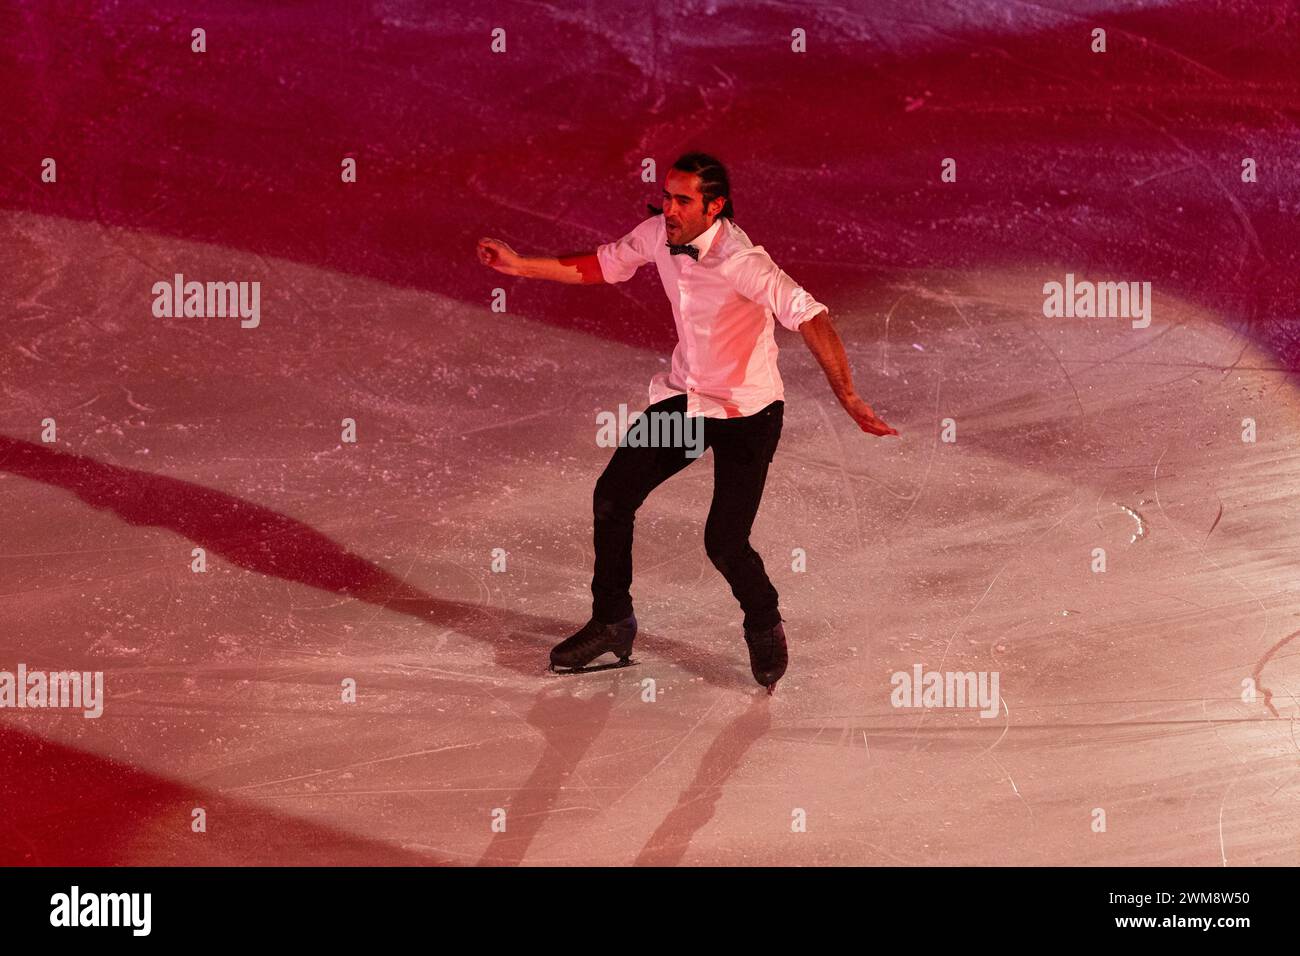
[679,217,723,260]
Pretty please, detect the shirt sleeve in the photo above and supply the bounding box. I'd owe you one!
[721,245,828,331]
[595,216,661,284]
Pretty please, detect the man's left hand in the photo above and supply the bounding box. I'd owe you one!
[842,394,899,437]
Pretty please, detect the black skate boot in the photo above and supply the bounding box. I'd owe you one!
[549,614,637,674]
[743,619,788,694]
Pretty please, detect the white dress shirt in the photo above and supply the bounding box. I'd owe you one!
[596,214,828,419]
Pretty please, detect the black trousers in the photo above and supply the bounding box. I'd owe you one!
[591,393,784,632]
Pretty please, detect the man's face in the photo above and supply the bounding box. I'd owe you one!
[662,169,720,244]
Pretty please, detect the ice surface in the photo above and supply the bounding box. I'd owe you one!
[1,0,1298,865]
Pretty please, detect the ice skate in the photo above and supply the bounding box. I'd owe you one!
[549,614,637,674]
[743,619,788,693]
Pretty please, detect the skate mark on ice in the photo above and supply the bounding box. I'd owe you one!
[1252,628,1300,720]
[977,697,1033,824]
[340,515,446,659]
[1266,681,1300,797]
[878,293,907,378]
[1203,494,1224,545]
[891,369,942,535]
[612,697,726,815]
[1114,502,1148,543]
[1153,444,1273,710]
[1130,162,1198,189]
[1200,698,1249,867]
[633,698,771,866]
[973,696,1011,759]
[941,291,980,343]
[457,407,557,438]
[1027,323,1088,424]
[988,752,1034,827]
[1074,321,1185,378]
[931,495,1082,678]
[221,739,499,794]
[1128,112,1266,272]
[910,495,1081,750]
[117,384,155,413]
[811,398,865,550]
[777,447,914,498]
[476,686,618,866]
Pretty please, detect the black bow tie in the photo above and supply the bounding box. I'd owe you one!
[667,242,699,261]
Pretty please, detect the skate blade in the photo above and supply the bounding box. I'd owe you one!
[548,657,637,676]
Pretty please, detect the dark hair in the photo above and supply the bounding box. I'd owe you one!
[647,152,734,220]
[673,152,734,219]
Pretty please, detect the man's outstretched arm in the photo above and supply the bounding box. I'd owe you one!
[477,237,605,285]
[721,247,898,437]
[799,311,899,437]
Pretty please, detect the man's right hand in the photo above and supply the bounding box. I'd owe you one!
[477,237,524,276]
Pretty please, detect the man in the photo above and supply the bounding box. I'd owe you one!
[477,152,897,692]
